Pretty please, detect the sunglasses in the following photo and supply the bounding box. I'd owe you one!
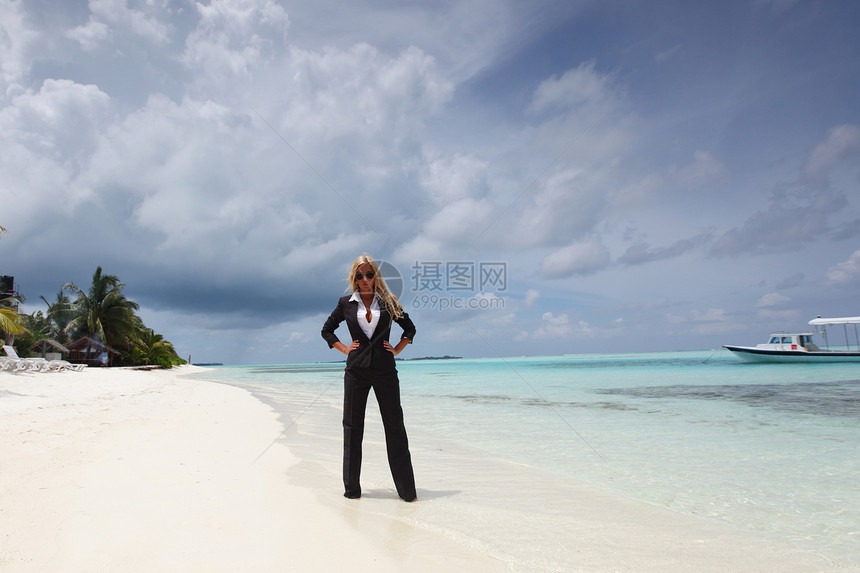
[355,272,375,281]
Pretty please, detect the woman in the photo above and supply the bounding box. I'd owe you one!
[321,255,417,502]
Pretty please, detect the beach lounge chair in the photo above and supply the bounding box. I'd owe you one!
[48,359,84,372]
[3,344,22,359]
[2,346,31,372]
[23,358,49,372]
[2,345,83,372]
[1,356,28,372]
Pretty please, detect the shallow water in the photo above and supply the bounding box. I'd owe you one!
[186,351,860,570]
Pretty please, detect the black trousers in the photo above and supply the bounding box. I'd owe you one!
[342,367,416,501]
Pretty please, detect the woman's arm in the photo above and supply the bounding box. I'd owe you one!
[334,340,360,355]
[321,299,346,349]
[383,338,411,356]
[395,310,416,342]
[384,310,415,356]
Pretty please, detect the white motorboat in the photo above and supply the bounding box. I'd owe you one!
[723,316,860,363]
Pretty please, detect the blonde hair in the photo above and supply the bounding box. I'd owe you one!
[346,254,404,320]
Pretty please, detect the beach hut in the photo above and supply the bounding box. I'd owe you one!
[29,339,72,361]
[67,337,119,367]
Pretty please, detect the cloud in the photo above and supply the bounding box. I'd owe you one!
[401,59,636,258]
[692,308,729,322]
[276,0,568,85]
[529,312,573,339]
[655,44,682,64]
[392,235,444,264]
[756,308,800,323]
[285,331,310,345]
[0,0,37,92]
[68,0,174,50]
[805,124,860,173]
[423,197,494,243]
[1,78,113,160]
[689,308,745,335]
[709,182,848,257]
[399,59,633,255]
[528,61,620,118]
[691,321,746,335]
[4,0,860,364]
[685,307,747,335]
[775,272,804,290]
[2,4,459,333]
[711,124,860,257]
[182,0,289,79]
[456,59,638,254]
[611,150,725,213]
[757,292,790,307]
[755,0,801,13]
[671,150,726,188]
[832,218,860,241]
[419,152,489,206]
[521,313,623,341]
[267,43,453,156]
[617,233,712,265]
[66,20,110,52]
[0,78,114,233]
[541,239,611,278]
[506,168,611,249]
[827,250,860,283]
[611,173,666,210]
[664,306,742,331]
[664,312,687,324]
[81,94,278,255]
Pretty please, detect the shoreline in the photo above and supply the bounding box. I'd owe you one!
[240,378,855,573]
[0,366,503,572]
[1,365,852,572]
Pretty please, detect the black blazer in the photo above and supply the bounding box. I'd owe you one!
[321,295,416,371]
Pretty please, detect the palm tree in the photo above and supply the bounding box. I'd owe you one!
[1,226,16,342]
[1,295,25,346]
[134,328,181,367]
[64,267,142,362]
[41,290,74,342]
[13,310,53,356]
[1,298,24,334]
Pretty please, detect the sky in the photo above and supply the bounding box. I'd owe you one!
[2,0,859,365]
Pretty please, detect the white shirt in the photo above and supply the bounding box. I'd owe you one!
[350,290,380,339]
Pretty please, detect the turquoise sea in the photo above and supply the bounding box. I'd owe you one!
[186,351,859,571]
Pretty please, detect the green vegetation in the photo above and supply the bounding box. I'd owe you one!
[7,267,186,368]
[0,225,25,337]
[0,296,25,336]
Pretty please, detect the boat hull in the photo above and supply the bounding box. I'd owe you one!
[723,345,860,363]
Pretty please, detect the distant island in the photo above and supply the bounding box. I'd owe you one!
[324,355,462,364]
[400,355,462,361]
[193,362,224,366]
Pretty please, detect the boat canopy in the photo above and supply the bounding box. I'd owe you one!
[808,316,860,326]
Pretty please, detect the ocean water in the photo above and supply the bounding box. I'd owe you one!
[185,351,860,571]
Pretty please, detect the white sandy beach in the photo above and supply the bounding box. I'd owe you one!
[0,366,504,572]
[0,365,849,572]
